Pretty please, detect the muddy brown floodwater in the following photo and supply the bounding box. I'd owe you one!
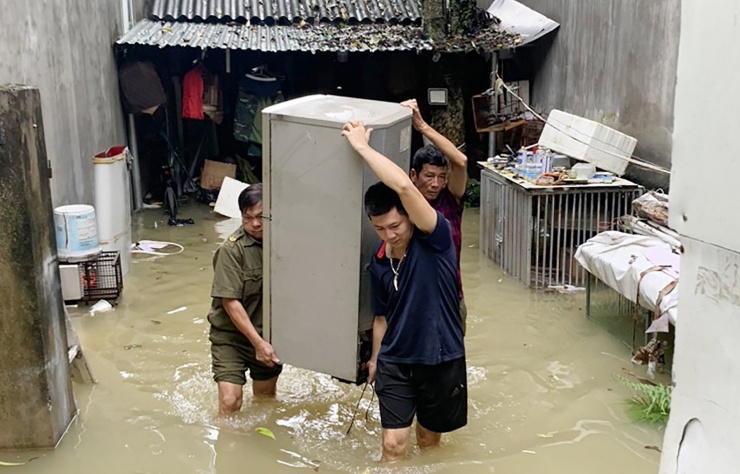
[4,204,664,473]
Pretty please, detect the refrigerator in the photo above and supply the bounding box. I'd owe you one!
[262,95,412,384]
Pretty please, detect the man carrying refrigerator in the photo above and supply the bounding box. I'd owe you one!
[206,184,282,416]
[401,99,469,335]
[342,121,467,463]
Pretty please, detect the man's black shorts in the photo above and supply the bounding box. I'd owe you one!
[374,357,467,433]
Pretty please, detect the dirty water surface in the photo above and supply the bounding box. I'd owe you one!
[7,205,663,473]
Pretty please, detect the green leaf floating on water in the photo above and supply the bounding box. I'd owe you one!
[256,427,275,440]
[0,460,25,466]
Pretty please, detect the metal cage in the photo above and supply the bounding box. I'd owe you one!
[480,167,643,288]
[77,251,123,304]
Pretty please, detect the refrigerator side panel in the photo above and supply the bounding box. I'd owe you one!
[267,118,364,382]
[263,110,274,342]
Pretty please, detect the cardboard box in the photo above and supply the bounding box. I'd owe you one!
[200,159,236,190]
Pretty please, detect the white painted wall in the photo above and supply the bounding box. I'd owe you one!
[660,0,740,472]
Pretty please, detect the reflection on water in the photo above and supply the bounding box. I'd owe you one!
[4,205,663,473]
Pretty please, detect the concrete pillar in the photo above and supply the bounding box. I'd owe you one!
[0,85,76,449]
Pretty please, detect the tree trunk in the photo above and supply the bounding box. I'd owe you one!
[423,0,477,155]
[422,0,447,41]
[450,0,477,36]
[429,56,465,149]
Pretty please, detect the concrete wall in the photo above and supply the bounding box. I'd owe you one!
[516,0,680,188]
[0,86,76,449]
[660,0,740,472]
[0,0,128,207]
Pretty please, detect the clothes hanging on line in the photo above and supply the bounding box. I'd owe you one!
[233,74,284,146]
[182,64,223,123]
[182,64,205,120]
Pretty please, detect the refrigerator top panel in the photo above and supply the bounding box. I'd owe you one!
[262,94,411,129]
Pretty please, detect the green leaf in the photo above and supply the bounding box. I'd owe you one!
[256,427,276,440]
[0,460,25,466]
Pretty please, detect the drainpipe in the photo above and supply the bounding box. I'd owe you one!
[122,0,144,211]
[488,52,498,158]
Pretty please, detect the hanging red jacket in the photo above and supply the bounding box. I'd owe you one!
[182,65,204,120]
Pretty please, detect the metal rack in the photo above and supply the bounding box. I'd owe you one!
[479,163,643,288]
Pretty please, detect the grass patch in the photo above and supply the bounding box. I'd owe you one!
[618,376,672,424]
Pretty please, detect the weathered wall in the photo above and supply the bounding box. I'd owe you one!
[516,0,680,188]
[660,0,740,472]
[0,0,128,207]
[0,86,76,449]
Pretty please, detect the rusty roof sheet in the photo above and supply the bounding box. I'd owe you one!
[150,0,422,25]
[117,19,434,52]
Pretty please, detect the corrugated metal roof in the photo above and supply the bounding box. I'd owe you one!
[117,19,433,52]
[150,0,422,25]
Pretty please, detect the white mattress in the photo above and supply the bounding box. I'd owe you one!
[575,231,679,332]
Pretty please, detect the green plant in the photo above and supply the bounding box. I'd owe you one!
[618,376,672,424]
[464,178,480,208]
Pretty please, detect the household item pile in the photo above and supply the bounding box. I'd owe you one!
[575,190,679,377]
[54,204,124,305]
[488,108,635,186]
[488,147,618,186]
[620,191,680,251]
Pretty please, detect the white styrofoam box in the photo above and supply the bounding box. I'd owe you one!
[213,177,250,219]
[538,109,637,176]
[60,264,83,301]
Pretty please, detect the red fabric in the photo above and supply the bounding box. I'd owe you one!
[376,241,386,259]
[182,65,204,120]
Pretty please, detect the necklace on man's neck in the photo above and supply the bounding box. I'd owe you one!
[388,251,407,291]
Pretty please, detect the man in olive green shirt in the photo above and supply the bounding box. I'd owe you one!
[207,184,282,416]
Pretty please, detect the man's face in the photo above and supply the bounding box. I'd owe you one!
[369,208,413,249]
[411,164,448,201]
[242,202,263,240]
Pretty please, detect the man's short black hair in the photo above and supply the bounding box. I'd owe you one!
[364,182,407,218]
[238,183,262,213]
[411,145,449,174]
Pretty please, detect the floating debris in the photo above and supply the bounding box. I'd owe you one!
[256,427,276,439]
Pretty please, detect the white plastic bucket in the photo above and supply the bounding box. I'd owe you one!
[54,205,102,262]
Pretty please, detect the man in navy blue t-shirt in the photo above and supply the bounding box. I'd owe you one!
[342,120,467,463]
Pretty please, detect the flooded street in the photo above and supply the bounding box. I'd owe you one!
[7,204,663,473]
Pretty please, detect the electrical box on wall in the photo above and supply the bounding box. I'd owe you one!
[262,95,412,384]
[428,88,448,106]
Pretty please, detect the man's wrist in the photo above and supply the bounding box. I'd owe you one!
[351,142,371,153]
[418,123,433,135]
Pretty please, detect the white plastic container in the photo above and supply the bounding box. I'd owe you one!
[93,146,132,276]
[572,163,596,180]
[54,205,102,262]
[538,109,637,176]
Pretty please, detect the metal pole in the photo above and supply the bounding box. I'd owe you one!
[127,114,144,211]
[122,0,142,211]
[488,52,498,158]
